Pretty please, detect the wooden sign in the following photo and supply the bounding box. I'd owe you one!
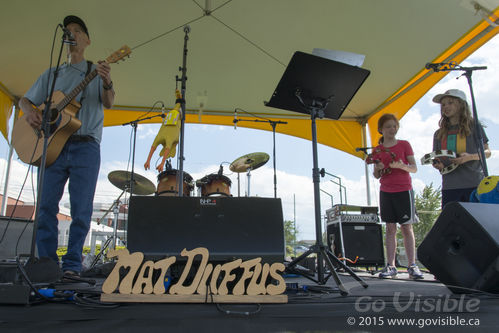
[100,247,288,303]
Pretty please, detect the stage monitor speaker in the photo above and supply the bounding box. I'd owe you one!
[127,196,285,263]
[418,202,499,294]
[0,217,33,260]
[327,222,384,267]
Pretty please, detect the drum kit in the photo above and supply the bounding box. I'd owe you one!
[107,152,270,198]
[94,151,269,265]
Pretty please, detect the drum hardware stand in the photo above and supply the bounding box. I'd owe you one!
[89,191,125,269]
[236,173,240,197]
[265,51,370,294]
[229,153,270,197]
[233,112,288,198]
[427,62,489,176]
[246,167,251,196]
[175,25,191,196]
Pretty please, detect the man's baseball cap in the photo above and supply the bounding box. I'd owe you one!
[63,15,89,37]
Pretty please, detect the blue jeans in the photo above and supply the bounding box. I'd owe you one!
[37,139,100,273]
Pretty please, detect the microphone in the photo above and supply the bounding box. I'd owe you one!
[60,25,76,45]
[355,147,373,153]
[233,109,238,130]
[425,62,457,72]
[425,62,443,71]
[184,25,191,34]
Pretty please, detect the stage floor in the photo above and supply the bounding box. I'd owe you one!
[1,267,498,333]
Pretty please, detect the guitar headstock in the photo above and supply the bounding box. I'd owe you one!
[106,45,132,64]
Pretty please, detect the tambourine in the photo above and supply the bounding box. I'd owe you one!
[420,149,458,175]
[366,147,396,176]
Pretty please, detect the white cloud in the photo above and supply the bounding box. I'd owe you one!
[399,108,440,160]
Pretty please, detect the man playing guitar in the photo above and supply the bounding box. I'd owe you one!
[18,15,115,280]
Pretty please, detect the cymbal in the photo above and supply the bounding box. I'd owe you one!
[229,152,270,173]
[108,170,156,195]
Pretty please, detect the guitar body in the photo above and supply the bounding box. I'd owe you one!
[12,90,82,167]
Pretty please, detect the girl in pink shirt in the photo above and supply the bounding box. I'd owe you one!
[371,114,423,279]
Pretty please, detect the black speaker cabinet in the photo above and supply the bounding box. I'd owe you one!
[127,196,285,263]
[418,202,499,294]
[327,222,384,267]
[0,217,33,260]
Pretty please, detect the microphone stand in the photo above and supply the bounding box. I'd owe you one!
[234,117,287,198]
[431,63,488,177]
[28,31,68,269]
[175,25,190,196]
[121,113,165,195]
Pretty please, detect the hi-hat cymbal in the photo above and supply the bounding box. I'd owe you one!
[229,152,270,173]
[108,170,156,195]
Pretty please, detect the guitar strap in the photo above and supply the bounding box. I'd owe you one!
[78,61,93,105]
[86,60,93,76]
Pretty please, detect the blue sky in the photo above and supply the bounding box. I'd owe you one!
[1,35,499,241]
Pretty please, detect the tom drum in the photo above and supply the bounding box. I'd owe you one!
[157,169,193,196]
[196,174,232,197]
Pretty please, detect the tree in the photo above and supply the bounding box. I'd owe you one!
[283,219,299,258]
[414,183,442,247]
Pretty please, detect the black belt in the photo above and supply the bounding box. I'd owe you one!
[69,135,94,142]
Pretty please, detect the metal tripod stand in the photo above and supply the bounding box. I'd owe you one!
[265,51,371,295]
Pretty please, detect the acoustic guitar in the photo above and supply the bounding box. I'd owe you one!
[12,45,131,167]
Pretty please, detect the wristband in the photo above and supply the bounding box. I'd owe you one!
[103,81,113,90]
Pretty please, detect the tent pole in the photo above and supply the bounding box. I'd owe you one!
[361,121,372,206]
[1,105,18,216]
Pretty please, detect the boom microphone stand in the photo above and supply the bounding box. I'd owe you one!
[426,62,489,176]
[233,112,287,198]
[265,51,370,295]
[122,112,165,194]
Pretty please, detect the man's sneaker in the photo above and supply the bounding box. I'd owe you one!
[407,264,424,280]
[379,265,397,278]
[61,270,80,282]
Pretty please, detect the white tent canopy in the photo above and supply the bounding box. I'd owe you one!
[1,0,499,158]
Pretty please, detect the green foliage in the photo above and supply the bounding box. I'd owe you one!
[414,183,442,246]
[283,219,299,258]
[56,244,126,259]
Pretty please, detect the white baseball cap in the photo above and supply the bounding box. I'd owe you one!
[432,89,467,104]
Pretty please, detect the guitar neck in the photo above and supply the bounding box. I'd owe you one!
[50,45,132,112]
[55,68,98,111]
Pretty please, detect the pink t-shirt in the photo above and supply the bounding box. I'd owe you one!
[376,140,413,193]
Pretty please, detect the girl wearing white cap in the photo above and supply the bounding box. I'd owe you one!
[432,89,491,207]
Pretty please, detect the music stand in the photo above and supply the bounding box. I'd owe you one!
[265,51,370,295]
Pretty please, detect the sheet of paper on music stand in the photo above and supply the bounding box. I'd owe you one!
[312,48,366,67]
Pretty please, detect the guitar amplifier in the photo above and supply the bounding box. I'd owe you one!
[326,204,379,224]
[327,222,384,267]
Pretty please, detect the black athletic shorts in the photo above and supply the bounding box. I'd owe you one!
[380,190,418,224]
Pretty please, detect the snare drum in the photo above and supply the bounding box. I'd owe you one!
[196,174,232,197]
[157,169,193,196]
